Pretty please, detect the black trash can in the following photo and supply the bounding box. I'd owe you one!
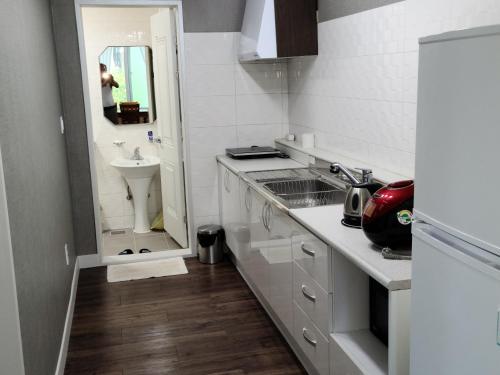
[197,225,225,264]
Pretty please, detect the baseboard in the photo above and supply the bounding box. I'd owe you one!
[77,253,101,269]
[54,259,80,375]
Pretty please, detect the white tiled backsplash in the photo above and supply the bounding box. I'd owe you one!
[184,32,289,228]
[288,0,500,178]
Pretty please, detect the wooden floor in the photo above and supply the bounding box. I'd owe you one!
[65,258,306,375]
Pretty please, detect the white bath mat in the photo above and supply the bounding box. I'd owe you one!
[107,257,188,283]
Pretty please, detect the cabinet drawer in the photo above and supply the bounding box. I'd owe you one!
[292,232,330,292]
[293,302,329,375]
[293,262,330,338]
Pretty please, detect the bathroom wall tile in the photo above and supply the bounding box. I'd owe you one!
[184,32,237,66]
[235,63,285,95]
[186,64,235,97]
[193,215,221,231]
[101,193,124,219]
[191,186,220,217]
[147,189,163,221]
[151,174,162,191]
[296,0,500,178]
[237,124,283,147]
[97,171,126,196]
[189,126,238,158]
[402,51,419,103]
[123,216,135,229]
[102,217,124,231]
[123,196,134,217]
[187,95,236,128]
[236,93,284,125]
[190,157,219,188]
[182,33,289,229]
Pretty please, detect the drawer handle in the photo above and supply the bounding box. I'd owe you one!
[302,328,317,347]
[245,186,252,212]
[301,284,316,302]
[301,243,316,257]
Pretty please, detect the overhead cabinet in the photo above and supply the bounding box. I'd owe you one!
[239,0,318,61]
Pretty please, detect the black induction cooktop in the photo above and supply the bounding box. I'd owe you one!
[225,146,283,159]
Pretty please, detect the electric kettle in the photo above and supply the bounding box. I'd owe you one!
[330,164,383,228]
[362,180,414,248]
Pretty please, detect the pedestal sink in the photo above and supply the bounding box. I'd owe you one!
[110,156,160,233]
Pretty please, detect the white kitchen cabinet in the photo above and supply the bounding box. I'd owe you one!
[294,301,330,375]
[237,179,253,272]
[292,227,330,293]
[293,262,331,338]
[218,164,241,258]
[266,202,294,334]
[247,187,270,300]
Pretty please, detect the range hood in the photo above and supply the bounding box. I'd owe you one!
[238,0,318,62]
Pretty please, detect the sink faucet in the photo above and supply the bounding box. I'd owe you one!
[330,163,373,184]
[132,147,143,160]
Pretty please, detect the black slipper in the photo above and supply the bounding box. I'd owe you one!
[139,248,151,253]
[118,249,134,255]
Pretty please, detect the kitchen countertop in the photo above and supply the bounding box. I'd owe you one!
[290,205,412,291]
[217,155,411,291]
[217,155,305,174]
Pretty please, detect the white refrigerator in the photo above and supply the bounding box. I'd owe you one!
[410,25,500,374]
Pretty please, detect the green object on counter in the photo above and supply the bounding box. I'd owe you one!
[151,210,164,231]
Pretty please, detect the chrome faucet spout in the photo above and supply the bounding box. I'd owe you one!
[330,163,361,185]
[132,147,143,160]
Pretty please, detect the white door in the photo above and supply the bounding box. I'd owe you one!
[411,222,500,375]
[151,9,187,248]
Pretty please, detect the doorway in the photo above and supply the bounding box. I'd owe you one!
[75,1,193,264]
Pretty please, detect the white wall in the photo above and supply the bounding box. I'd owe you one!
[82,7,163,230]
[184,32,289,229]
[0,146,25,375]
[288,0,500,179]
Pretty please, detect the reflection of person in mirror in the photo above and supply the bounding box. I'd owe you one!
[100,63,119,123]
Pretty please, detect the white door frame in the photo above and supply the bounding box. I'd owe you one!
[74,0,195,263]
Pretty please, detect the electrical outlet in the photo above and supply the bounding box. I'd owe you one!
[64,243,69,266]
[59,116,65,134]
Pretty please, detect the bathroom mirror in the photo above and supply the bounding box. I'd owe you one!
[99,46,156,125]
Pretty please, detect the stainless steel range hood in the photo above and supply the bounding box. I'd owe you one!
[238,0,318,62]
[239,0,277,61]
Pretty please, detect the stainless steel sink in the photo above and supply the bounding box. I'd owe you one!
[263,178,346,209]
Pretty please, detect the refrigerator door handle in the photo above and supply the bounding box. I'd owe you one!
[414,223,500,278]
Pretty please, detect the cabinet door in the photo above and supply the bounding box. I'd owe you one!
[266,204,293,333]
[247,188,270,299]
[219,163,230,227]
[237,180,252,270]
[219,164,241,257]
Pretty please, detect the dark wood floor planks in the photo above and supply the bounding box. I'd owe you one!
[64,259,306,375]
